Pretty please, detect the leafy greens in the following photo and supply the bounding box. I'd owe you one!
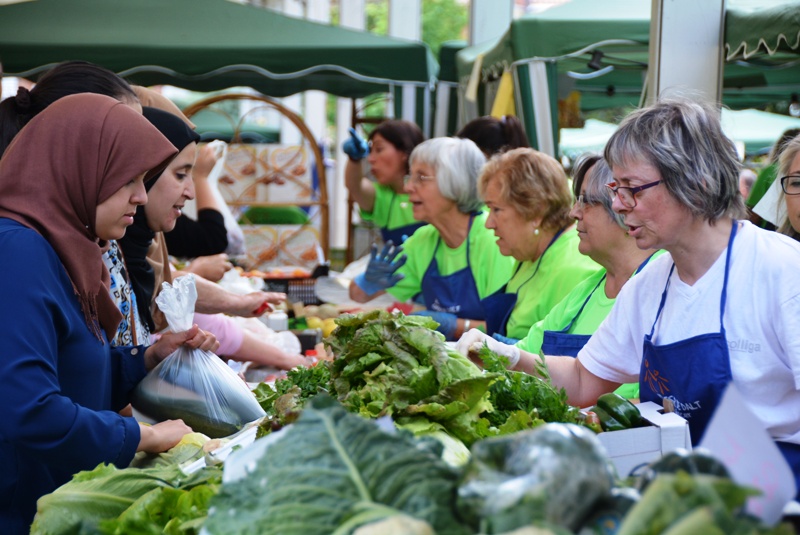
[204,394,472,535]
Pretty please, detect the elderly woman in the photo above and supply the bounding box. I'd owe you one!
[778,134,800,242]
[343,120,426,245]
[459,98,800,494]
[494,155,659,399]
[349,137,514,340]
[478,148,600,342]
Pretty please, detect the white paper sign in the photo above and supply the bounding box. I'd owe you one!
[699,383,796,524]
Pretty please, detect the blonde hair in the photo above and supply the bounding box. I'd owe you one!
[777,134,800,241]
[478,147,573,230]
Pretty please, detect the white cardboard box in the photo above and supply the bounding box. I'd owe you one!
[595,401,692,478]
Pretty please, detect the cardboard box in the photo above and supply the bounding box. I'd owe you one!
[595,401,692,478]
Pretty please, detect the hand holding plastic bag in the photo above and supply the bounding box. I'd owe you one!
[131,275,265,438]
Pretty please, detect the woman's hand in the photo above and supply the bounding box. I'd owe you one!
[233,291,287,317]
[455,328,520,369]
[144,324,220,370]
[185,254,233,282]
[137,420,192,453]
[353,241,406,295]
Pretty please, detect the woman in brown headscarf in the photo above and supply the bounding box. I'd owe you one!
[0,93,217,533]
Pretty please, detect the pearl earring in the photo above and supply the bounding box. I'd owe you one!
[534,228,540,236]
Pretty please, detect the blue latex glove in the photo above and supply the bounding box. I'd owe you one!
[342,127,369,161]
[492,333,520,345]
[353,241,406,295]
[411,310,458,340]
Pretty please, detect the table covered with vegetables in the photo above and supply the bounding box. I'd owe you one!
[31,310,798,534]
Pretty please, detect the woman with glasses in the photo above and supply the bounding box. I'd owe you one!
[464,155,658,399]
[777,134,800,242]
[477,148,600,342]
[349,137,514,340]
[458,99,800,491]
[342,120,426,246]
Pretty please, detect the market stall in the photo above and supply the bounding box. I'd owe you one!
[452,0,800,155]
[28,310,799,534]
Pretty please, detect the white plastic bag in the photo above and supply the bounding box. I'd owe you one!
[183,140,247,256]
[131,275,265,438]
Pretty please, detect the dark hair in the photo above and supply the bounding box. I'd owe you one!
[368,119,424,173]
[0,61,137,157]
[456,115,530,157]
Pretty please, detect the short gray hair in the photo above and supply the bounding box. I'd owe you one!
[572,153,626,229]
[410,137,486,213]
[604,98,746,223]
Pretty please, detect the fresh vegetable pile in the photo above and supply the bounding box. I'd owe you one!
[30,434,221,535]
[204,395,472,535]
[255,310,587,448]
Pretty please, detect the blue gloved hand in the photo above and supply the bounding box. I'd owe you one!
[353,241,406,295]
[342,127,369,161]
[411,310,459,340]
[492,333,520,345]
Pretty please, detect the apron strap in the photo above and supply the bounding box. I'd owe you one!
[559,274,606,334]
[649,220,738,339]
[649,263,676,338]
[718,220,738,335]
[511,226,566,292]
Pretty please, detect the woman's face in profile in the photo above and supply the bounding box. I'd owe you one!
[144,142,197,233]
[784,151,800,235]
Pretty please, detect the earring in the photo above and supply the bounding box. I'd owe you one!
[534,228,540,236]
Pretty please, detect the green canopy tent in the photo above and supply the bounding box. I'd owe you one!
[0,0,438,127]
[433,40,466,136]
[454,0,800,155]
[559,109,800,161]
[455,0,650,155]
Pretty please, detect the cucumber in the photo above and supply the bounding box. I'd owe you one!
[597,393,642,428]
[589,406,627,432]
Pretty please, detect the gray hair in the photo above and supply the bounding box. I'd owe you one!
[777,134,800,240]
[410,137,486,213]
[572,153,626,229]
[604,98,746,223]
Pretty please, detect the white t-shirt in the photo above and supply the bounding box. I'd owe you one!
[579,221,800,444]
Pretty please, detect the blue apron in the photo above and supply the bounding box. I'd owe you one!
[776,442,800,501]
[639,221,737,446]
[541,253,656,357]
[540,275,606,357]
[420,214,484,320]
[481,229,565,337]
[380,192,425,246]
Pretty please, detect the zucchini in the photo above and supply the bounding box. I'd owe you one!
[596,392,642,428]
[589,406,627,432]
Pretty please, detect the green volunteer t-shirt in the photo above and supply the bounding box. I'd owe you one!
[387,211,514,306]
[359,183,418,232]
[517,269,611,355]
[516,250,665,399]
[504,229,601,340]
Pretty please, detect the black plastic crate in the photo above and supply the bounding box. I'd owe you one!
[261,264,329,305]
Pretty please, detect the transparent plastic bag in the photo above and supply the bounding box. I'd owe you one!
[131,275,265,438]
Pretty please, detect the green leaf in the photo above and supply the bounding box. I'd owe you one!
[204,395,472,535]
[30,464,182,535]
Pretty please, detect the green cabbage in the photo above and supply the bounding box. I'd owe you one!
[204,395,472,535]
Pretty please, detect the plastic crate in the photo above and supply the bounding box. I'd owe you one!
[261,264,329,305]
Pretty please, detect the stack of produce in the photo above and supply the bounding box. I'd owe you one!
[255,310,587,450]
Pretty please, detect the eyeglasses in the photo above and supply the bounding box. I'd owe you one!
[780,175,800,196]
[606,179,661,208]
[404,173,435,186]
[574,194,601,211]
